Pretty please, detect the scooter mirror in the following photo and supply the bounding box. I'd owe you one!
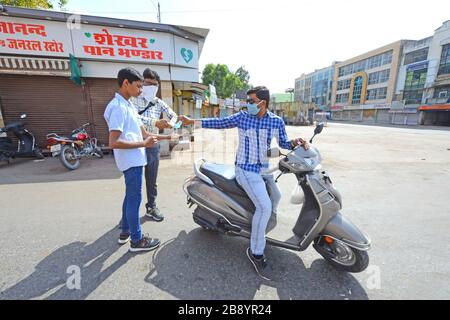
[20,114,27,119]
[314,122,324,135]
[310,122,325,144]
[267,147,281,158]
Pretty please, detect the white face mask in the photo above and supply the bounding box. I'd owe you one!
[141,85,159,101]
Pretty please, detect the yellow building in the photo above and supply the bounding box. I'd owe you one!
[331,41,403,123]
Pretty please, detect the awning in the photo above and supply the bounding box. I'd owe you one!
[0,55,70,76]
[419,104,450,111]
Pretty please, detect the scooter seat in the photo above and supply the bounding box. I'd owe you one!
[200,162,247,196]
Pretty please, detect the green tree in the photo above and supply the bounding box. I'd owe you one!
[201,63,249,99]
[223,73,243,99]
[1,0,68,9]
[235,66,250,89]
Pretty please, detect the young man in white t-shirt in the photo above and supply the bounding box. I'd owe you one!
[104,68,160,253]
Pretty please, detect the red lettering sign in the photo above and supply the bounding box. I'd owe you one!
[0,21,47,37]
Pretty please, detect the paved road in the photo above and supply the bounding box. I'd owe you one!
[0,123,449,300]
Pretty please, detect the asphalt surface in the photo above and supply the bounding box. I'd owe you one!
[0,123,449,300]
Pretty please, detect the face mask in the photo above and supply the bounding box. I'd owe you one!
[141,85,159,101]
[247,101,262,116]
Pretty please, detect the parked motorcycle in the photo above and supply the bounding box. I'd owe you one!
[183,123,371,273]
[0,114,44,164]
[46,123,103,170]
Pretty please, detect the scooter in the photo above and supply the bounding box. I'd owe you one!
[183,123,371,273]
[0,114,44,164]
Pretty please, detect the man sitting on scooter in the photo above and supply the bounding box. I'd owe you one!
[179,86,309,280]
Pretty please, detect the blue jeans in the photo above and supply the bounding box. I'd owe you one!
[235,167,282,256]
[121,166,143,242]
[144,146,160,210]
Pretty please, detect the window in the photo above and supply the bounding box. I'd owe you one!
[338,50,393,78]
[336,93,349,103]
[382,51,393,65]
[366,87,388,101]
[404,48,429,65]
[354,60,367,73]
[404,90,423,104]
[379,69,390,83]
[352,76,364,104]
[378,87,387,99]
[438,44,450,75]
[368,69,390,85]
[368,55,382,69]
[337,79,351,90]
[404,68,427,90]
[434,85,450,99]
[366,89,377,101]
[368,72,379,85]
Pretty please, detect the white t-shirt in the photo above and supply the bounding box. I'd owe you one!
[104,93,147,172]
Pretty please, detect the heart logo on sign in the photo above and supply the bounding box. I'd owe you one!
[181,48,193,63]
[149,38,156,44]
[84,32,92,38]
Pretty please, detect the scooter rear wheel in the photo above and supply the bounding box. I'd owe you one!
[34,149,45,159]
[313,236,369,273]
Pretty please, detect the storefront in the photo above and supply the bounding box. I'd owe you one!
[0,6,208,147]
[418,105,450,126]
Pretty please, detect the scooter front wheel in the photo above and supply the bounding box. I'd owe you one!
[313,236,369,273]
[60,145,81,170]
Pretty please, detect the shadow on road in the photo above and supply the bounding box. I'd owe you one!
[1,223,370,300]
[0,217,151,300]
[145,229,369,300]
[0,154,122,185]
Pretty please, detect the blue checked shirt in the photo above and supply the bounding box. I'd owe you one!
[201,111,294,173]
[131,96,178,134]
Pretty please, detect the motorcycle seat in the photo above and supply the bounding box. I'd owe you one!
[47,133,70,141]
[200,162,247,196]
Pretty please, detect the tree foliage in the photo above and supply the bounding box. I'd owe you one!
[201,64,251,99]
[1,0,68,9]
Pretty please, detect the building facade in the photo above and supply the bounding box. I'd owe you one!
[329,21,450,126]
[330,41,403,124]
[294,64,335,110]
[0,6,208,146]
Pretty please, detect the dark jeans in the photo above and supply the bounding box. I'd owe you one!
[121,166,143,242]
[145,145,160,210]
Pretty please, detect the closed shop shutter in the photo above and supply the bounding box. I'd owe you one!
[392,112,406,125]
[406,113,419,125]
[0,74,88,148]
[376,109,391,124]
[344,110,352,121]
[332,111,342,120]
[436,111,450,126]
[363,109,376,124]
[84,78,118,147]
[350,110,362,121]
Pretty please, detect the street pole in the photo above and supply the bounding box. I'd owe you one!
[157,2,161,23]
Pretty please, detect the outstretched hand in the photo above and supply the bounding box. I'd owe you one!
[178,115,194,126]
[155,119,172,130]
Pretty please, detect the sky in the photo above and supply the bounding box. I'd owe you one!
[59,0,450,93]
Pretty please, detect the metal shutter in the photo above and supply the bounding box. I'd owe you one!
[0,74,88,148]
[84,78,118,147]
